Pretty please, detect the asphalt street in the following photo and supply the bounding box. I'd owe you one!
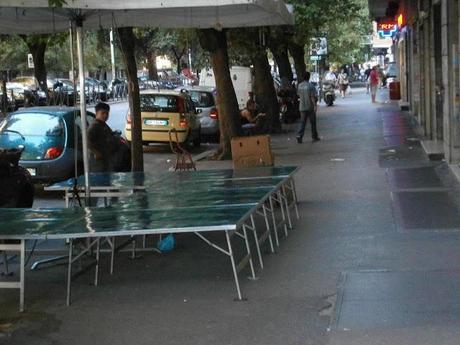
[4,88,460,345]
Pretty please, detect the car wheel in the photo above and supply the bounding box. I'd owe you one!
[193,128,201,148]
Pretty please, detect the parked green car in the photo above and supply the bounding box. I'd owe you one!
[0,107,94,183]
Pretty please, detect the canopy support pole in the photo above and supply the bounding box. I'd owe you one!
[75,19,91,203]
[110,29,116,80]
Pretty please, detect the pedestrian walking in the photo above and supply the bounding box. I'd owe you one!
[296,71,320,143]
[364,65,372,94]
[369,66,380,103]
[338,68,349,98]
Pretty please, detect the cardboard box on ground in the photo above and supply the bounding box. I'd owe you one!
[231,135,275,169]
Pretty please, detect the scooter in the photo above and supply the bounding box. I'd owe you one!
[323,82,336,106]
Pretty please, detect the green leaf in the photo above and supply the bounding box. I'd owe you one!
[48,0,67,8]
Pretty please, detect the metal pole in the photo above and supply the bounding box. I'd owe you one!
[19,240,25,312]
[69,22,79,185]
[110,29,116,80]
[76,21,91,202]
[66,239,73,306]
[69,23,76,84]
[225,231,243,301]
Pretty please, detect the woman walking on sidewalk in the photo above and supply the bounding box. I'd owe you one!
[369,66,380,103]
[338,69,349,98]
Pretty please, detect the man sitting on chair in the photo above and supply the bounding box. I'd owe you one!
[240,92,266,135]
[88,102,126,173]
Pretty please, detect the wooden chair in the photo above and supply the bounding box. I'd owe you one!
[168,129,196,171]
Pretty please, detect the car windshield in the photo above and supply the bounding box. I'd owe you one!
[0,113,64,137]
[11,77,35,87]
[59,80,73,87]
[140,94,180,112]
[189,91,214,108]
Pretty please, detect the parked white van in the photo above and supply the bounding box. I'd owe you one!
[199,66,253,110]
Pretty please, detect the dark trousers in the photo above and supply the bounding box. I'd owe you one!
[297,110,319,140]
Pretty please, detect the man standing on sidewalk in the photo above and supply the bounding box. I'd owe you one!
[296,72,320,143]
[364,64,372,94]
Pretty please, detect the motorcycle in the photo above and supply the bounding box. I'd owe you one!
[322,82,336,106]
[0,130,34,208]
[112,130,132,172]
[278,88,300,124]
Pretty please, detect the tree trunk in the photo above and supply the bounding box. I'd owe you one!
[22,36,48,94]
[198,29,240,159]
[1,74,7,115]
[172,47,185,75]
[252,49,281,133]
[118,27,144,172]
[271,46,293,82]
[289,41,307,81]
[176,58,181,74]
[267,28,294,83]
[147,51,158,81]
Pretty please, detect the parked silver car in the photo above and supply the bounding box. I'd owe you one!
[177,86,219,139]
[7,76,47,108]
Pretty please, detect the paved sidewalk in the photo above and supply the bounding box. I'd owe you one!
[3,88,460,345]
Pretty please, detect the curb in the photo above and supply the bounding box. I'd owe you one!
[192,149,215,162]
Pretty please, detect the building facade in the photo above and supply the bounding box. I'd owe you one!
[369,0,460,163]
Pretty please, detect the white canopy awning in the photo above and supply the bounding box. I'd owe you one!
[0,0,293,34]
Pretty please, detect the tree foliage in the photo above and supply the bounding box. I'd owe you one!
[292,0,372,66]
[134,28,209,73]
[0,30,124,79]
[48,0,67,7]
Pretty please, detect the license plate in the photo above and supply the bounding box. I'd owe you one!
[27,168,36,176]
[144,119,168,126]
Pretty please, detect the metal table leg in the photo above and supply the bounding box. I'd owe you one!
[66,239,73,306]
[269,195,280,247]
[248,215,264,269]
[281,184,293,230]
[65,190,70,208]
[0,240,25,312]
[226,230,242,300]
[277,190,289,237]
[66,237,101,306]
[260,205,275,254]
[289,178,300,219]
[242,225,256,280]
[31,255,67,271]
[19,240,25,312]
[2,250,8,275]
[94,238,100,287]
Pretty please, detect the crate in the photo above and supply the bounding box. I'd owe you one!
[231,135,274,169]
